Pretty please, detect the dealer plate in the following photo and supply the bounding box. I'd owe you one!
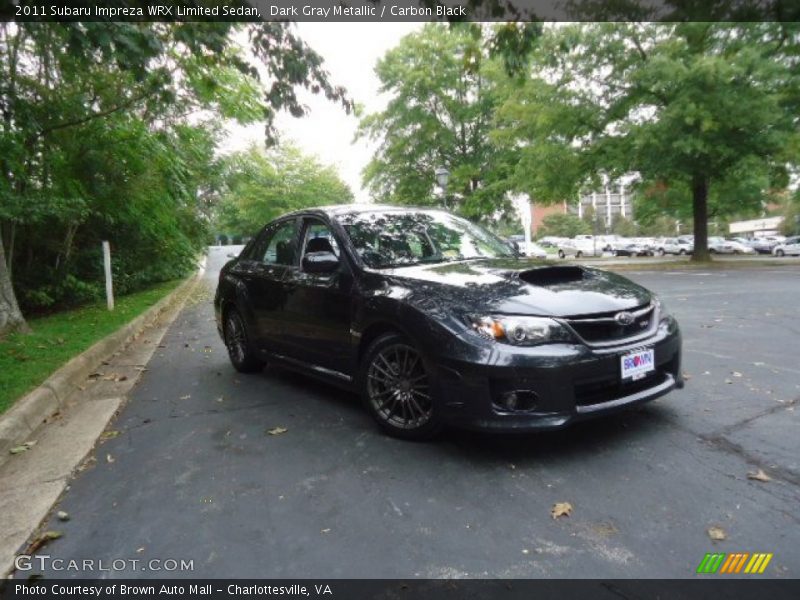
[621,348,655,381]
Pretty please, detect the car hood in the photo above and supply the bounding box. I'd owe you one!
[373,258,651,317]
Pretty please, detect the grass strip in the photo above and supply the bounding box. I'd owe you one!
[0,280,181,414]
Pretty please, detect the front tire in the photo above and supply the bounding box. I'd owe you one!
[359,333,442,440]
[223,309,265,373]
[558,250,566,259]
[776,249,785,257]
[576,251,583,258]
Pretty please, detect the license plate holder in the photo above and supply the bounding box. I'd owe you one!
[621,348,655,381]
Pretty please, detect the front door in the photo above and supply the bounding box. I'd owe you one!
[281,217,354,376]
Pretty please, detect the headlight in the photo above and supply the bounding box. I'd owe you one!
[467,315,573,346]
[653,295,676,332]
[653,295,670,321]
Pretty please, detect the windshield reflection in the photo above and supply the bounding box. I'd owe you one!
[338,210,514,269]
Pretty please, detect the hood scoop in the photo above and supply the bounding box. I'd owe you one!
[517,266,587,287]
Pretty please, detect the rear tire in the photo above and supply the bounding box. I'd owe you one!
[776,249,785,257]
[558,250,566,259]
[223,308,265,373]
[359,333,443,440]
[576,251,583,258]
[658,248,666,257]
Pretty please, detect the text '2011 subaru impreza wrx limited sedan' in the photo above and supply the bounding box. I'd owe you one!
[215,206,683,439]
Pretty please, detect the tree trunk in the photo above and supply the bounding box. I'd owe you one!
[0,227,30,336]
[691,174,710,262]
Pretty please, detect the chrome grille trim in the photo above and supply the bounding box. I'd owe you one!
[563,303,658,347]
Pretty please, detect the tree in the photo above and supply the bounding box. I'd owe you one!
[537,213,591,238]
[0,21,350,336]
[214,144,353,236]
[492,23,800,261]
[357,24,514,220]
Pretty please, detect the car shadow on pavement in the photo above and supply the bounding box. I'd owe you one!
[258,362,674,466]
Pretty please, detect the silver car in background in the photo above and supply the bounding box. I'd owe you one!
[773,236,800,256]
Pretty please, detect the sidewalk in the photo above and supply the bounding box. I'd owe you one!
[0,276,206,577]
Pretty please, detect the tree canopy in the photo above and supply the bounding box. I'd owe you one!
[0,21,351,336]
[213,144,353,236]
[357,24,517,221]
[492,22,800,259]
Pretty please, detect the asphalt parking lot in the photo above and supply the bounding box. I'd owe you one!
[24,248,800,578]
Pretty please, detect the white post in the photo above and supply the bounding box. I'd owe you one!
[523,197,533,256]
[103,241,114,311]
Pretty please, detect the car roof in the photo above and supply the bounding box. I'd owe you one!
[283,203,450,219]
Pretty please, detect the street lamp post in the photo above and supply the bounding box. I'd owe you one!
[435,166,450,210]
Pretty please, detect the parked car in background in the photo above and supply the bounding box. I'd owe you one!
[654,237,692,256]
[557,236,603,258]
[613,242,653,257]
[708,237,736,254]
[725,239,756,254]
[505,235,548,259]
[751,236,785,254]
[215,205,683,439]
[773,236,800,256]
[538,236,569,249]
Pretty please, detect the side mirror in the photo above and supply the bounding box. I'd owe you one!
[302,251,340,274]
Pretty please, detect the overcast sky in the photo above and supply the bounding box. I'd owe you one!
[223,23,422,203]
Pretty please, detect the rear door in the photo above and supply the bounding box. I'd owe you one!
[239,218,300,354]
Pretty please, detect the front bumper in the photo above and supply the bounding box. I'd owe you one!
[430,325,682,433]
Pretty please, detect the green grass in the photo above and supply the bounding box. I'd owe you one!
[0,280,182,415]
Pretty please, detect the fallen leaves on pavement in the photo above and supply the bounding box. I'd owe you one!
[266,427,288,436]
[28,531,63,554]
[57,511,70,522]
[100,430,120,440]
[746,469,771,482]
[551,502,573,519]
[9,440,36,455]
[707,526,727,541]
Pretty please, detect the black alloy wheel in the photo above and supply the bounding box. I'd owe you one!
[360,333,442,440]
[224,309,265,373]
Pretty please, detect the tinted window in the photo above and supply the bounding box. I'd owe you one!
[337,210,513,269]
[262,220,298,266]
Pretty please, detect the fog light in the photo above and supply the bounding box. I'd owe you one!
[500,391,519,410]
[497,390,539,412]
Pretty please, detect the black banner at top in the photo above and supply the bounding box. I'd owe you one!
[3,0,800,22]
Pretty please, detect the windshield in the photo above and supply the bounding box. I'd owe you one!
[337,210,514,269]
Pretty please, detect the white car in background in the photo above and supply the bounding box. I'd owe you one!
[654,237,693,255]
[726,239,756,254]
[751,235,785,254]
[708,237,736,254]
[773,236,800,256]
[556,236,603,258]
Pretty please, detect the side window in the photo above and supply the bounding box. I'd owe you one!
[262,220,298,266]
[243,228,270,261]
[302,220,340,257]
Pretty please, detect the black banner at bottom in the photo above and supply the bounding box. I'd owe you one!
[2,580,800,600]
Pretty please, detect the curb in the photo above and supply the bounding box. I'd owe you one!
[0,268,203,461]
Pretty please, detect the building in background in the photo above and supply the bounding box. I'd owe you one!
[729,216,784,238]
[571,183,635,229]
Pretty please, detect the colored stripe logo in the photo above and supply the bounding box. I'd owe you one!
[697,552,773,574]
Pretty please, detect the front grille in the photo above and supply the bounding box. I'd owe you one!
[565,303,655,344]
[574,371,667,407]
